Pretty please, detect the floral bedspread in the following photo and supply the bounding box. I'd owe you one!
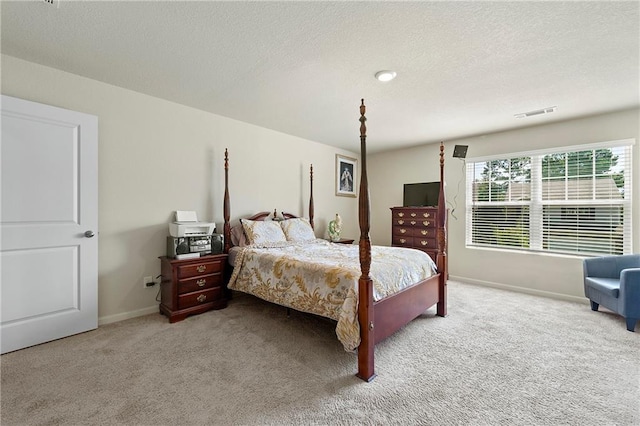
[227,239,437,351]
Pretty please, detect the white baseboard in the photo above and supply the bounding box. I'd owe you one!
[98,279,588,326]
[98,305,159,326]
[448,275,589,305]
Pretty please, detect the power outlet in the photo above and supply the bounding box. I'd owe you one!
[43,0,61,8]
[143,276,155,288]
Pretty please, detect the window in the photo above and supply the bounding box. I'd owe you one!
[466,140,633,256]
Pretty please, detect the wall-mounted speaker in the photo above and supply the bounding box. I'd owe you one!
[453,145,468,159]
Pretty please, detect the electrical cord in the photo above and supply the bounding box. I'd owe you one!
[446,158,466,221]
[154,274,162,302]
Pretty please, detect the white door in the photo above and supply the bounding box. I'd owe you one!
[1,95,98,354]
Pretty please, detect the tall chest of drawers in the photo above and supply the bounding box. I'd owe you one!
[390,207,439,262]
[159,254,228,323]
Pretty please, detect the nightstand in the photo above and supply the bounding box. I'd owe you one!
[330,238,354,244]
[159,254,228,323]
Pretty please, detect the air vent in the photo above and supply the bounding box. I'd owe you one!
[514,106,557,119]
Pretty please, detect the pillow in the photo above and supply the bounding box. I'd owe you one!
[230,225,249,247]
[241,219,287,246]
[280,217,316,242]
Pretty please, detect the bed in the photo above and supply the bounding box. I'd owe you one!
[222,100,447,381]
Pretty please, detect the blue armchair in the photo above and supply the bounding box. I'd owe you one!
[583,254,640,332]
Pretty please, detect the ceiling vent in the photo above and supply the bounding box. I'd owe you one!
[514,106,557,119]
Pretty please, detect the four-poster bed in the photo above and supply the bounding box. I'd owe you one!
[221,100,447,381]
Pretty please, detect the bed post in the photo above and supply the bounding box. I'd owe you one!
[436,142,447,317]
[309,164,315,229]
[223,148,231,254]
[356,99,376,382]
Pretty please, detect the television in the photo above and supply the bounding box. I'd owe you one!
[403,182,440,207]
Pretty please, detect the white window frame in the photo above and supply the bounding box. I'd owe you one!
[465,139,634,256]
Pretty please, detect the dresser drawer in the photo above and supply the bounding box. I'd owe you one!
[393,226,411,237]
[393,236,437,251]
[392,235,414,247]
[178,272,222,294]
[393,226,436,238]
[177,259,223,279]
[393,218,436,228]
[414,237,437,250]
[178,287,222,310]
[392,208,436,220]
[413,227,436,238]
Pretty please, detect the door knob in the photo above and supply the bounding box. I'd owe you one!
[84,230,95,238]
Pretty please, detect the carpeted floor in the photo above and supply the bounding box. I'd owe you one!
[1,281,638,425]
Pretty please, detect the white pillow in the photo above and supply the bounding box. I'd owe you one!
[241,219,287,246]
[280,217,316,242]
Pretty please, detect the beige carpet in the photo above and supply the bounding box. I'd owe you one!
[1,281,639,425]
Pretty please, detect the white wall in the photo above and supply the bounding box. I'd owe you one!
[1,55,359,323]
[369,108,640,301]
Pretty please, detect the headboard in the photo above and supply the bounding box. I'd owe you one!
[244,209,300,223]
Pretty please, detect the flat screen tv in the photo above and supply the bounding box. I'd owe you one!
[403,182,440,207]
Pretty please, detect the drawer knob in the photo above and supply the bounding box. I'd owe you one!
[197,294,207,303]
[410,213,416,217]
[196,265,207,273]
[421,240,428,246]
[398,220,404,225]
[410,221,416,225]
[421,230,427,235]
[423,221,431,227]
[423,213,431,218]
[398,212,404,217]
[400,229,406,234]
[400,238,406,244]
[197,279,206,287]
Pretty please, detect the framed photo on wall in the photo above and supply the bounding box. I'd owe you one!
[335,154,357,197]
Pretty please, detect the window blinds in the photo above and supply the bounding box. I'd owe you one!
[466,140,633,256]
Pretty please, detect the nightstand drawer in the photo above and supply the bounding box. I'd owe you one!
[177,260,223,279]
[159,254,228,323]
[178,287,222,310]
[178,273,222,294]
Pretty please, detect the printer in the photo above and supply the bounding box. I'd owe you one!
[169,211,215,237]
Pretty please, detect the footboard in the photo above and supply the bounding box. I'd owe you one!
[373,274,440,343]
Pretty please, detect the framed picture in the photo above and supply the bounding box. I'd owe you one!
[335,154,357,197]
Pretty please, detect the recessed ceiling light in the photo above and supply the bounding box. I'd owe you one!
[375,70,397,82]
[514,106,557,119]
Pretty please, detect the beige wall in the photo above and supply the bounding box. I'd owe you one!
[1,55,359,323]
[3,54,637,318]
[370,108,640,301]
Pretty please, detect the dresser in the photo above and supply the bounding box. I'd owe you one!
[159,254,228,323]
[390,207,440,262]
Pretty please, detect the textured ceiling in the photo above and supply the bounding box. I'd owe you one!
[1,1,638,153]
